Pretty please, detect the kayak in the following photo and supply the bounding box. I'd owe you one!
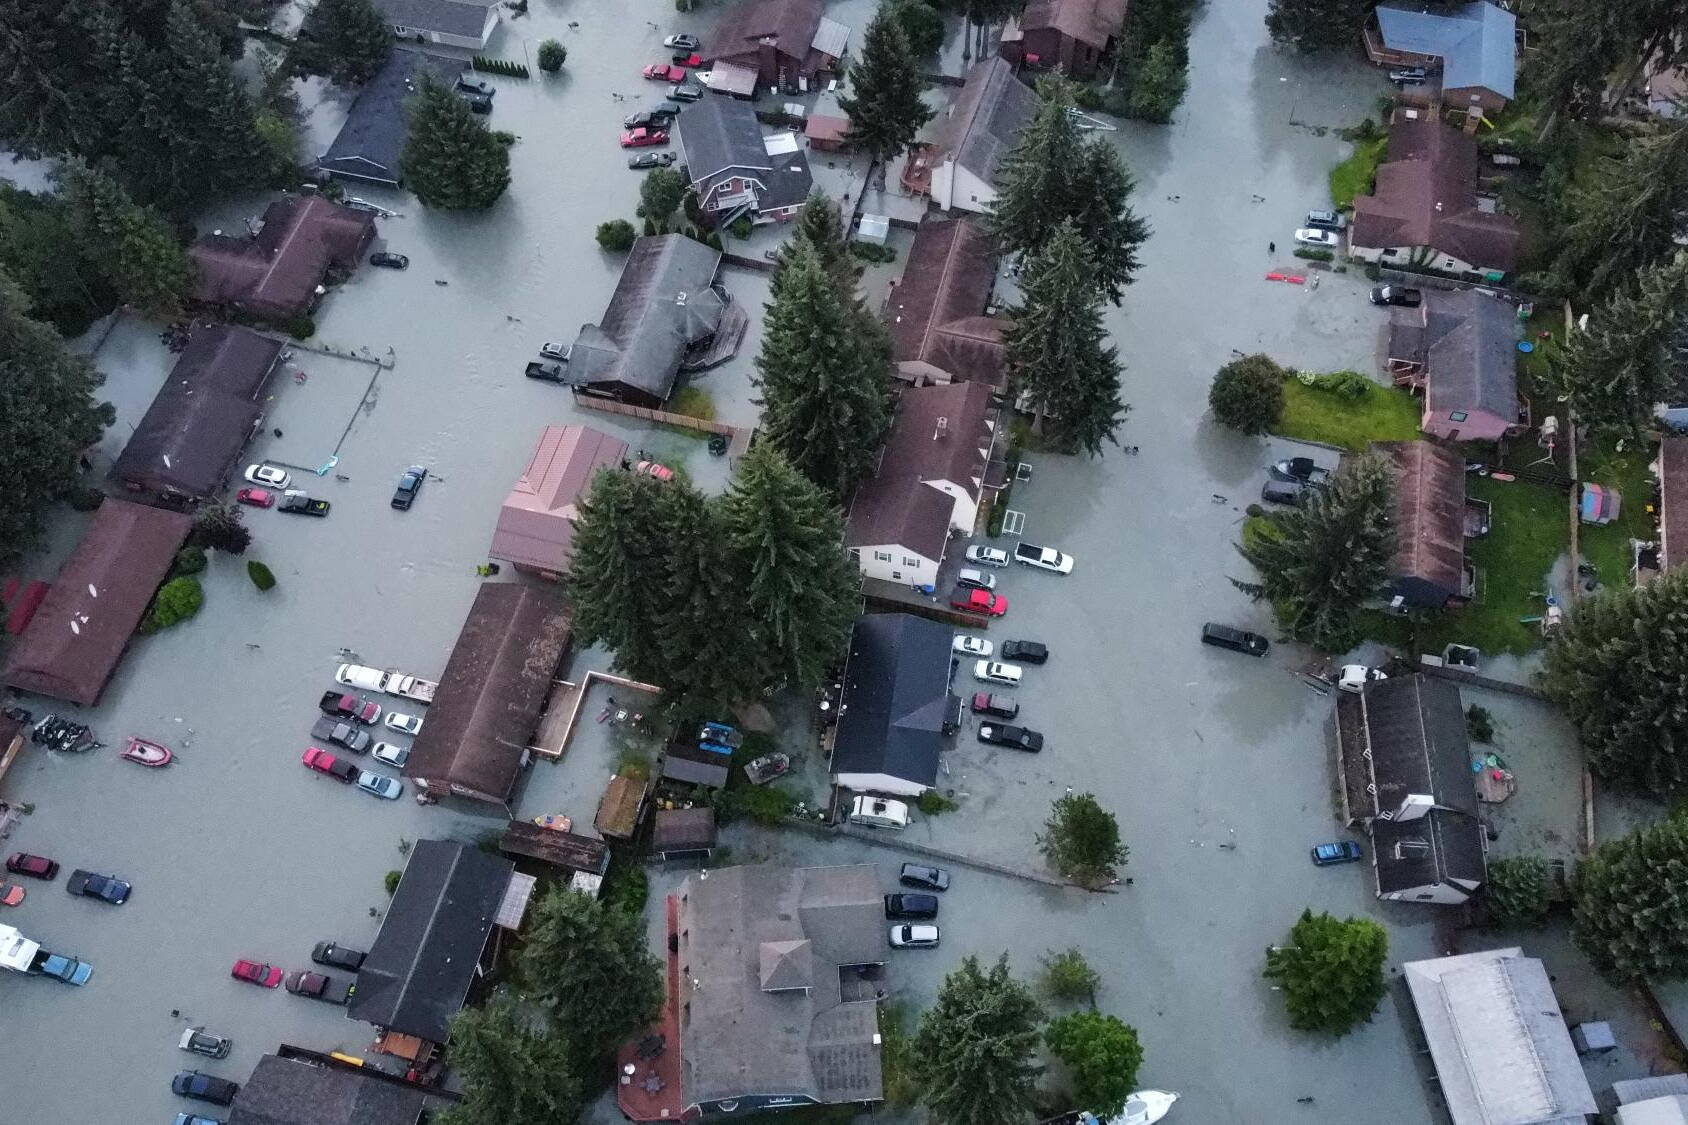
[120,737,173,767]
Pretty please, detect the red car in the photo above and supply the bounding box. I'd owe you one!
[642,63,685,82]
[231,959,284,988]
[318,691,381,725]
[236,487,275,508]
[302,747,359,783]
[0,882,25,906]
[949,587,1007,617]
[5,852,59,880]
[620,128,670,148]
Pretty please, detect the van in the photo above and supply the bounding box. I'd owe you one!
[849,796,910,829]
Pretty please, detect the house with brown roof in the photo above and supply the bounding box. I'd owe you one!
[110,325,285,504]
[189,195,376,324]
[912,58,1040,215]
[403,583,572,807]
[846,381,996,587]
[227,1050,433,1125]
[1384,288,1520,441]
[1658,436,1688,573]
[2,500,192,706]
[998,0,1128,78]
[888,218,1009,389]
[489,425,629,580]
[701,0,827,92]
[1375,440,1474,610]
[1349,110,1520,280]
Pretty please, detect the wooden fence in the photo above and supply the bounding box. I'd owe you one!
[570,391,738,437]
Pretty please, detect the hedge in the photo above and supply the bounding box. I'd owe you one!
[472,56,529,78]
[247,560,277,591]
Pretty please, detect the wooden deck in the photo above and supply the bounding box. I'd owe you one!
[531,670,662,761]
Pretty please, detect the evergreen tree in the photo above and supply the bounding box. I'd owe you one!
[516,887,664,1055]
[1209,353,1288,434]
[1264,0,1373,51]
[839,2,934,164]
[887,0,945,58]
[911,955,1045,1125]
[437,996,585,1125]
[1124,39,1188,123]
[1573,816,1688,981]
[1541,568,1688,792]
[1548,120,1688,301]
[1044,1011,1144,1118]
[1234,451,1395,651]
[1063,137,1152,305]
[779,193,855,288]
[295,0,392,86]
[1038,792,1128,885]
[1548,252,1688,442]
[537,39,567,72]
[654,480,763,711]
[0,184,118,335]
[565,468,685,684]
[1003,221,1126,455]
[987,81,1085,265]
[0,269,114,566]
[57,161,193,318]
[401,75,512,210]
[1263,909,1388,1035]
[720,443,860,693]
[754,238,891,497]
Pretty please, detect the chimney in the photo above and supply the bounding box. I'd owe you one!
[934,416,949,439]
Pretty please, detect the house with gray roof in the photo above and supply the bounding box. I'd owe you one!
[1403,949,1596,1125]
[1366,1,1516,114]
[677,95,813,226]
[317,49,459,187]
[1385,287,1520,442]
[831,614,958,795]
[669,864,886,1118]
[375,0,500,50]
[923,57,1039,215]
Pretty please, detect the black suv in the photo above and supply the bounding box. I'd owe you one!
[312,941,367,971]
[392,465,425,510]
[884,893,939,919]
[978,723,1044,752]
[1000,640,1048,664]
[1201,623,1270,656]
[970,692,1018,719]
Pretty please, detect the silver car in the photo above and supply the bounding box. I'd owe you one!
[889,923,940,948]
[356,771,403,800]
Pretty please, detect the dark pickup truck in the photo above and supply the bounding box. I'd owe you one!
[525,361,567,383]
[285,970,354,1004]
[1000,640,1048,664]
[318,691,381,724]
[310,716,370,753]
[278,490,330,516]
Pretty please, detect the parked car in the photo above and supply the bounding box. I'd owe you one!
[956,568,997,591]
[623,109,671,129]
[949,587,1007,617]
[461,92,492,114]
[172,1071,239,1106]
[310,717,371,754]
[952,635,993,658]
[884,893,940,919]
[1304,209,1345,231]
[319,692,381,724]
[384,710,424,735]
[1260,477,1306,506]
[526,360,567,383]
[391,465,426,510]
[1293,227,1339,248]
[369,252,409,269]
[663,32,701,49]
[235,487,274,508]
[0,881,24,906]
[179,1027,231,1058]
[848,796,909,829]
[356,770,404,800]
[1200,622,1270,656]
[278,490,330,516]
[1369,285,1422,307]
[964,545,1010,567]
[372,741,409,768]
[620,127,670,148]
[1269,456,1330,485]
[301,746,359,783]
[1389,66,1427,84]
[1337,665,1388,694]
[672,51,702,65]
[456,75,495,96]
[285,970,354,1004]
[1000,640,1048,664]
[668,83,703,102]
[243,464,289,488]
[1014,542,1074,573]
[889,923,940,949]
[970,692,1018,719]
[973,660,1023,686]
[230,959,284,987]
[66,869,131,904]
[629,151,677,169]
[1311,840,1365,866]
[899,863,951,891]
[978,723,1044,752]
[174,1115,224,1125]
[35,952,92,984]
[5,853,58,880]
[312,941,367,971]
[643,63,686,81]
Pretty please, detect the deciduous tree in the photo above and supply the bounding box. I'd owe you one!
[191,502,251,555]
[538,39,568,72]
[1124,39,1189,123]
[1262,909,1387,1035]
[1045,1010,1144,1118]
[1485,856,1553,930]
[58,161,194,318]
[401,75,512,210]
[911,955,1045,1125]
[839,3,934,164]
[437,996,585,1125]
[1039,948,1101,1005]
[1209,353,1288,434]
[1575,817,1688,981]
[1038,791,1128,885]
[638,168,687,232]
[295,0,392,85]
[516,888,664,1056]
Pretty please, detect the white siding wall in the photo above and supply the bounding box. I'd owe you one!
[850,544,939,586]
[1379,881,1472,905]
[1348,243,1490,276]
[834,771,929,797]
[931,162,996,214]
[925,477,982,534]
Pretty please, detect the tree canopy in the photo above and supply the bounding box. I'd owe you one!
[402,75,512,210]
[1045,1010,1145,1118]
[295,0,391,85]
[1544,120,1688,301]
[1263,909,1388,1035]
[1484,855,1553,930]
[0,183,119,335]
[1038,791,1128,885]
[437,996,585,1125]
[1209,354,1288,434]
[839,2,934,163]
[1264,0,1372,51]
[638,168,688,231]
[516,887,664,1055]
[1522,0,1688,127]
[57,161,194,319]
[887,0,945,57]
[911,955,1045,1125]
[1574,815,1688,981]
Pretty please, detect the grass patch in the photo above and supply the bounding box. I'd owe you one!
[1274,378,1422,451]
[668,386,716,421]
[1330,135,1387,210]
[878,1001,919,1107]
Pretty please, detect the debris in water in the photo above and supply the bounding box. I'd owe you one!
[434,279,448,286]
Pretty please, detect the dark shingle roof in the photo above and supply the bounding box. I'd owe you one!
[1376,440,1467,599]
[318,50,459,185]
[189,195,376,321]
[227,1054,427,1125]
[703,0,823,68]
[1422,289,1517,421]
[1015,0,1127,50]
[831,614,953,788]
[678,95,770,185]
[888,219,1008,386]
[374,0,498,40]
[1662,436,1688,572]
[934,58,1039,185]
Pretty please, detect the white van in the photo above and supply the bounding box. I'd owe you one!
[849,796,910,829]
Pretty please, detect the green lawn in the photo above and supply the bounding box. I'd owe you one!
[1329,135,1387,210]
[1578,439,1654,585]
[1275,379,1423,451]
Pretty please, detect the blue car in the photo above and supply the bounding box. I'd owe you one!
[34,951,92,985]
[1310,841,1364,866]
[67,869,131,904]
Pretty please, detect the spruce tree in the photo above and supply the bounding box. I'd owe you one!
[401,75,512,210]
[1003,221,1126,455]
[987,81,1084,264]
[654,480,763,711]
[1548,120,1688,300]
[57,161,193,318]
[1573,816,1688,981]
[564,468,684,684]
[778,193,855,289]
[839,2,934,164]
[437,997,585,1125]
[1063,137,1152,305]
[295,0,393,86]
[911,955,1045,1125]
[1264,0,1373,51]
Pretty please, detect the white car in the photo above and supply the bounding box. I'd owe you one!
[964,545,1010,568]
[1293,227,1339,248]
[889,923,940,948]
[1337,665,1388,694]
[356,771,403,800]
[973,660,1023,686]
[539,341,570,361]
[372,741,410,767]
[952,635,993,658]
[384,711,424,735]
[244,463,290,488]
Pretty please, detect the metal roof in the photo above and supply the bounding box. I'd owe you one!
[811,16,849,58]
[1375,1,1516,99]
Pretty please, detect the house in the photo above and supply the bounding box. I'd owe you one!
[1402,949,1597,1124]
[488,425,629,580]
[189,195,377,324]
[350,840,515,1044]
[1350,111,1521,279]
[1365,2,1517,115]
[317,49,459,186]
[403,583,572,807]
[374,0,500,50]
[1,500,191,707]
[677,96,814,225]
[1611,1076,1688,1125]
[566,235,728,407]
[847,380,996,586]
[652,806,718,860]
[110,325,284,503]
[805,114,851,152]
[701,0,826,92]
[1376,440,1475,610]
[912,58,1039,215]
[629,863,884,1120]
[887,218,1009,388]
[831,614,959,796]
[1659,436,1688,573]
[226,1050,430,1125]
[1331,674,1486,905]
[998,0,1128,78]
[1385,288,1520,441]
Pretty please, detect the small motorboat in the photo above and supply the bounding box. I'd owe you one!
[120,737,173,767]
[1112,1090,1179,1125]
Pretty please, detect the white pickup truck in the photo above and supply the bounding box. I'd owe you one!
[335,663,438,704]
[1014,542,1075,574]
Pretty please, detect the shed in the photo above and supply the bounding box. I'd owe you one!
[856,214,890,245]
[707,61,759,98]
[661,740,732,788]
[595,773,648,839]
[805,113,851,151]
[652,807,718,859]
[499,819,611,875]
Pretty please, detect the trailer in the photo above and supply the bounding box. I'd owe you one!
[335,663,438,704]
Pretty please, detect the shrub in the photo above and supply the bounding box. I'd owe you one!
[172,546,207,577]
[537,39,567,72]
[64,486,106,512]
[1467,705,1495,743]
[917,790,958,815]
[848,241,898,263]
[471,55,529,78]
[1304,369,1373,400]
[668,386,715,420]
[247,560,277,591]
[705,231,723,251]
[1485,855,1552,929]
[385,869,402,895]
[191,503,251,555]
[1209,354,1288,434]
[1039,947,1100,1004]
[642,216,657,236]
[728,215,753,240]
[142,576,204,633]
[1294,247,1334,262]
[282,314,315,339]
[603,865,649,916]
[596,219,637,252]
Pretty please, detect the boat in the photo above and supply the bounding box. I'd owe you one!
[120,737,173,768]
[1112,1091,1178,1125]
[533,814,572,832]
